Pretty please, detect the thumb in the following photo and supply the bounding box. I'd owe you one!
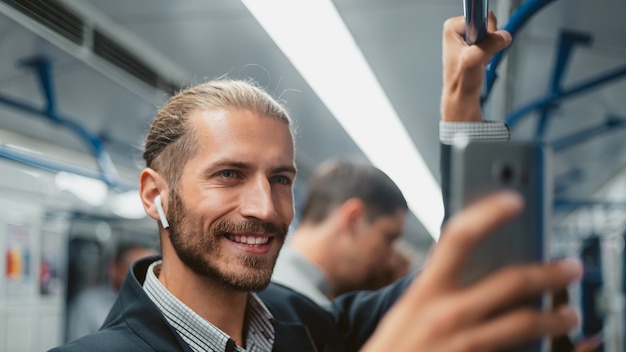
[479,30,512,60]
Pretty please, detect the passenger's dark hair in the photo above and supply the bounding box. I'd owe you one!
[299,159,407,224]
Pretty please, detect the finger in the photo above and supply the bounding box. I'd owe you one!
[451,259,583,325]
[477,29,512,60]
[421,191,523,287]
[443,16,466,40]
[447,305,579,352]
[485,10,510,49]
[478,11,512,65]
[487,10,498,32]
[574,334,603,352]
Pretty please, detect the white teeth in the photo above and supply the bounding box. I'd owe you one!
[231,234,269,245]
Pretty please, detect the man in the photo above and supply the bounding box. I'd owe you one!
[50,13,582,351]
[65,242,158,341]
[272,159,409,306]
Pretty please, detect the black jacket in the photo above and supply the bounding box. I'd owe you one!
[50,256,412,352]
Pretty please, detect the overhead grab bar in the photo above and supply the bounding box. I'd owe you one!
[504,62,626,132]
[551,115,626,152]
[481,0,559,105]
[481,1,626,138]
[533,30,592,138]
[0,55,124,188]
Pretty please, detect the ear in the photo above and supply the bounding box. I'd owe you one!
[338,198,367,235]
[139,168,169,224]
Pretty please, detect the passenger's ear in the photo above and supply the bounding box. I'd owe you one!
[338,198,367,235]
[139,168,169,228]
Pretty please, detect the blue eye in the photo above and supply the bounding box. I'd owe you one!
[220,170,237,178]
[272,175,292,185]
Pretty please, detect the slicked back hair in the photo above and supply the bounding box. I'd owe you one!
[299,159,408,225]
[142,79,293,187]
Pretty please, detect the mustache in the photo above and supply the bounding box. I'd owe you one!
[211,219,288,238]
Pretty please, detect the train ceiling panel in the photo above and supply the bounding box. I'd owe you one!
[0,0,624,251]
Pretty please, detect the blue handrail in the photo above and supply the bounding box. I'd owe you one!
[551,115,626,152]
[504,64,626,130]
[481,0,559,105]
[0,56,126,188]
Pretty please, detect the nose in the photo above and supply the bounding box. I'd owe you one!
[239,176,278,221]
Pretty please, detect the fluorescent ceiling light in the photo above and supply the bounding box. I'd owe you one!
[242,0,444,239]
[55,171,108,207]
[110,190,147,219]
[54,171,146,219]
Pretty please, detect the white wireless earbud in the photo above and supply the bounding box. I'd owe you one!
[154,195,170,229]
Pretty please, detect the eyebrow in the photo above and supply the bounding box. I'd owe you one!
[211,160,297,175]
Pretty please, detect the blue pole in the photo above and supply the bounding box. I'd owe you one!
[551,116,626,152]
[481,0,559,105]
[534,31,592,139]
[505,64,626,128]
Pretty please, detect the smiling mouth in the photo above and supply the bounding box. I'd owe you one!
[227,234,271,245]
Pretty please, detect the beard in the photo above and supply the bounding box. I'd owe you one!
[166,190,287,292]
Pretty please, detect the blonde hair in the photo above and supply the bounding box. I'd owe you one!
[143,79,293,186]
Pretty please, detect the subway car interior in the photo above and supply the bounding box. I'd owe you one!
[0,0,624,351]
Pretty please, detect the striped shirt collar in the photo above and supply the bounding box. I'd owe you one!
[143,260,275,352]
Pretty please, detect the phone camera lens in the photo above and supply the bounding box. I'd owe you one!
[500,165,514,183]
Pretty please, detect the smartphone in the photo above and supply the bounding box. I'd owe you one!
[463,0,489,45]
[450,140,552,352]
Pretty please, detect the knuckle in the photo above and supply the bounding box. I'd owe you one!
[442,17,461,33]
[458,51,478,70]
[444,306,466,328]
[515,309,543,335]
[503,309,550,347]
[449,334,481,352]
[459,338,479,352]
[509,267,534,290]
[499,265,545,295]
[426,302,467,336]
[442,18,455,31]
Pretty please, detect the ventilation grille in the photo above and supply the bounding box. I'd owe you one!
[93,29,178,94]
[1,0,179,94]
[3,0,83,45]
